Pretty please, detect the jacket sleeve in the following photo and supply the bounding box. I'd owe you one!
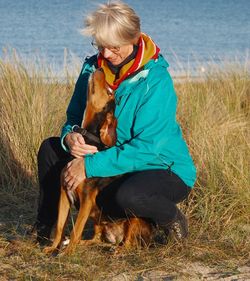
[60,59,94,151]
[84,71,177,178]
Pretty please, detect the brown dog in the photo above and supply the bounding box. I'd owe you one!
[102,218,154,249]
[80,215,154,251]
[43,68,153,255]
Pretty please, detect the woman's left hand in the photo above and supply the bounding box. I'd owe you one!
[62,158,86,191]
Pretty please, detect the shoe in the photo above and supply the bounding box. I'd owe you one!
[28,221,52,246]
[168,209,188,241]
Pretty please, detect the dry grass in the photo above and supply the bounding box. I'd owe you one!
[0,52,249,280]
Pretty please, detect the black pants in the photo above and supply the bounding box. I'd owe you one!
[36,137,191,227]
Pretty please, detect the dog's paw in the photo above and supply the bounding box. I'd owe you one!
[59,244,75,256]
[110,246,126,257]
[79,239,100,246]
[43,246,58,255]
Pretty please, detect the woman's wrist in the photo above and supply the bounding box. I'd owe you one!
[64,132,73,148]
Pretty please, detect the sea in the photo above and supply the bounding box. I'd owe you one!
[0,0,249,76]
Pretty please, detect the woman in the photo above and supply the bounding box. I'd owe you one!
[34,1,196,245]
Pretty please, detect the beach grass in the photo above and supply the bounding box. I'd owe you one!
[0,52,249,280]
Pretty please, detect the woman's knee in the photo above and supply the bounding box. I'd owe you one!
[37,137,68,186]
[38,137,54,160]
[37,137,62,166]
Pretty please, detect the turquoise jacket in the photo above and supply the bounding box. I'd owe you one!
[61,54,197,187]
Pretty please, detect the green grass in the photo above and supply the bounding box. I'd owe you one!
[0,52,249,280]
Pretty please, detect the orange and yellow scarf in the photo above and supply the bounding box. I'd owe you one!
[97,33,160,90]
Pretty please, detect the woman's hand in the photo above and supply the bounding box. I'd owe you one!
[62,158,86,191]
[65,132,98,158]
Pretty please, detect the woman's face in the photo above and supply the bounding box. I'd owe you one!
[101,44,134,65]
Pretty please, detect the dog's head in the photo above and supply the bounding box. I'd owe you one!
[82,68,117,147]
[86,68,113,112]
[102,221,125,245]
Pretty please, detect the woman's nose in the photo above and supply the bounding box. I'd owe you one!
[102,48,113,58]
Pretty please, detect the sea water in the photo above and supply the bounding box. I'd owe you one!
[0,0,249,76]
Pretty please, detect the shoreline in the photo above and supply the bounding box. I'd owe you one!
[1,49,249,84]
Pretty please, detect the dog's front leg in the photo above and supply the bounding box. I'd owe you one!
[62,187,95,255]
[43,186,70,254]
[80,223,104,246]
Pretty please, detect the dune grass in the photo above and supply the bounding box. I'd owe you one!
[0,52,249,280]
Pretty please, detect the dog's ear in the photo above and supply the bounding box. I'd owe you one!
[81,74,93,128]
[100,112,117,147]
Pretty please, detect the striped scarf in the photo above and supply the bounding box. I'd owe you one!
[97,33,160,90]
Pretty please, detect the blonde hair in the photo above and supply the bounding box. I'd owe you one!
[82,1,141,47]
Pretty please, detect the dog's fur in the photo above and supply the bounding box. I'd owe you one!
[101,218,153,247]
[43,69,153,255]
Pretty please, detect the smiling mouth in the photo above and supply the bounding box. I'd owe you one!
[108,58,121,65]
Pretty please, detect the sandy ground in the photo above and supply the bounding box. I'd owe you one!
[109,262,250,281]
